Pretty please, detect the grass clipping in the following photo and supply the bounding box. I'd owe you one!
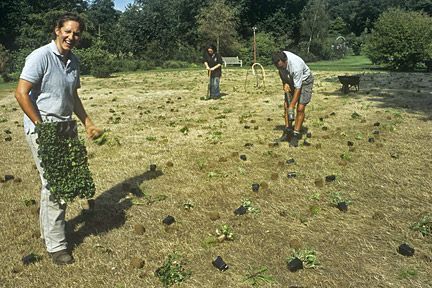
[36,121,95,203]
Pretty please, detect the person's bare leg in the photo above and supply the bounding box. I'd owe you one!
[277,100,292,142]
[294,103,306,132]
[289,103,306,147]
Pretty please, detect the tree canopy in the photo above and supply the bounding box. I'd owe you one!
[1,0,432,74]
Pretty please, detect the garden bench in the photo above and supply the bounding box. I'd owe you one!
[222,56,243,67]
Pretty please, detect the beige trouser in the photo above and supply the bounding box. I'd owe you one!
[26,131,67,253]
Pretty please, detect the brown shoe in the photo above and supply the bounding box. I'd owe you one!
[49,250,74,265]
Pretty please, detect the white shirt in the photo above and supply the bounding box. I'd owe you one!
[283,51,312,89]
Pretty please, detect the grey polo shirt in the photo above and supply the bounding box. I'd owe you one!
[20,40,81,133]
[282,51,312,89]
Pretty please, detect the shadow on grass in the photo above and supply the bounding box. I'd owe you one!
[67,169,163,250]
[320,72,432,121]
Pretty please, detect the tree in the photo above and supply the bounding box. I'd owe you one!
[0,0,31,49]
[365,8,432,71]
[329,16,349,36]
[300,0,330,54]
[86,0,121,51]
[196,0,239,54]
[404,0,432,15]
[119,0,197,60]
[16,10,68,50]
[229,0,307,46]
[327,0,400,36]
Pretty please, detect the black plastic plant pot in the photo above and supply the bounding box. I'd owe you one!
[398,243,415,257]
[286,158,295,165]
[234,205,247,215]
[4,174,14,181]
[373,122,380,127]
[252,183,260,192]
[288,257,303,272]
[325,175,336,182]
[22,253,41,265]
[287,172,297,178]
[337,202,348,212]
[347,141,354,147]
[212,256,229,271]
[240,154,247,161]
[368,137,375,143]
[162,215,175,225]
[149,164,157,172]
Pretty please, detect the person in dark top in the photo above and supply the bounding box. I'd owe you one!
[203,44,223,99]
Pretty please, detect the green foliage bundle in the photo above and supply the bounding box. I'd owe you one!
[288,248,319,269]
[36,121,95,203]
[365,8,432,71]
[243,266,274,286]
[410,215,431,237]
[155,253,191,287]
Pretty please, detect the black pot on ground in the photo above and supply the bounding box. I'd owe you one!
[287,172,297,178]
[325,175,336,182]
[162,215,175,225]
[397,243,415,257]
[4,174,14,181]
[337,202,348,212]
[287,257,303,272]
[22,253,41,265]
[149,164,157,172]
[234,205,247,215]
[212,256,229,271]
[252,183,260,192]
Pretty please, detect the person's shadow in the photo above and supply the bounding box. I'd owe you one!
[67,169,163,250]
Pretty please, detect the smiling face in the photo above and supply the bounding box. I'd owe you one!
[55,20,81,55]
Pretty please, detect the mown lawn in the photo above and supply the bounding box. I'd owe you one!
[309,55,377,71]
[0,59,431,288]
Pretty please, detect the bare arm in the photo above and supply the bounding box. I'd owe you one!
[289,88,302,110]
[73,90,103,139]
[15,79,42,124]
[210,63,221,71]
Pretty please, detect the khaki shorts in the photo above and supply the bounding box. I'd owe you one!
[299,75,313,105]
[280,71,314,105]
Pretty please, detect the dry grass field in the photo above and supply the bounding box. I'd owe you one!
[1,67,431,287]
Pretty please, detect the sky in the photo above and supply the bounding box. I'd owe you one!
[113,0,134,11]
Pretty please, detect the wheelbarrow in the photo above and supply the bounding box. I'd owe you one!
[338,75,360,94]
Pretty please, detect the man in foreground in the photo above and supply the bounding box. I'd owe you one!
[272,51,314,147]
